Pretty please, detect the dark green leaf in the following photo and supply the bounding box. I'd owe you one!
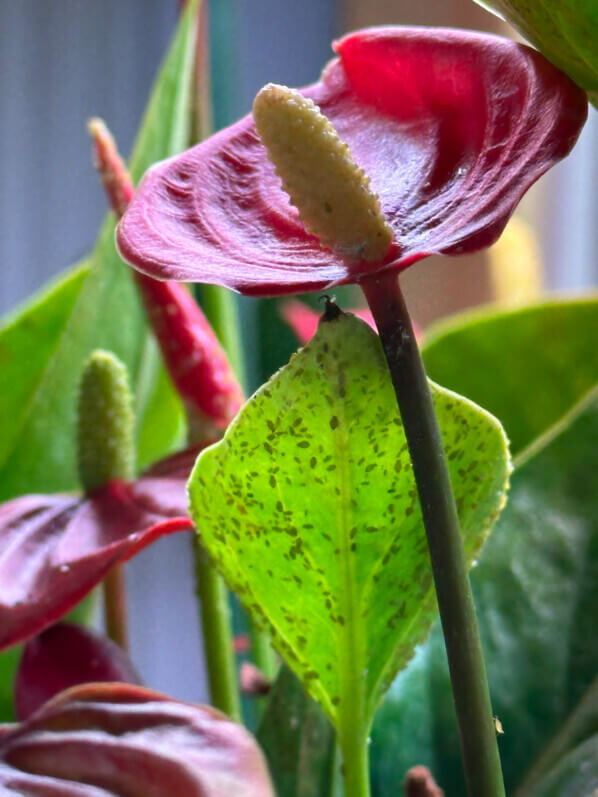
[0,0,202,499]
[258,664,336,797]
[189,312,510,746]
[422,296,598,457]
[371,387,598,795]
[0,263,89,491]
[475,0,598,106]
[527,734,598,796]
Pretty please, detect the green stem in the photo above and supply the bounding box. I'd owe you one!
[103,564,129,650]
[198,284,278,684]
[330,741,345,797]
[361,272,505,797]
[194,539,241,721]
[250,628,278,681]
[339,729,371,797]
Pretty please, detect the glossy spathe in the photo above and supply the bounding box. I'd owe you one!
[117,27,587,295]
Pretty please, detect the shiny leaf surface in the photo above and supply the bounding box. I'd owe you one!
[422,296,598,456]
[475,0,598,106]
[0,448,197,650]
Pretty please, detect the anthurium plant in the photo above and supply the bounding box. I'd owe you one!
[0,1,596,795]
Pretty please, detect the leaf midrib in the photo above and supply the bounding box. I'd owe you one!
[327,357,367,743]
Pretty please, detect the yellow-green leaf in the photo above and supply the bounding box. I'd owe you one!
[189,312,510,741]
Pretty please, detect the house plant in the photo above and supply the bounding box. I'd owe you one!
[0,2,596,794]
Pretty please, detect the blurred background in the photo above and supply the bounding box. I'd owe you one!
[1,0,596,703]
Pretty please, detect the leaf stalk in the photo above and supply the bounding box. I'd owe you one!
[194,540,242,721]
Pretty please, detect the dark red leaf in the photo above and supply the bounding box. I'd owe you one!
[15,623,142,721]
[0,683,274,795]
[117,27,586,296]
[0,477,193,651]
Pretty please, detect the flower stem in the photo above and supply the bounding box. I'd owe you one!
[339,729,371,797]
[103,564,129,650]
[361,271,505,797]
[198,284,278,683]
[194,539,241,721]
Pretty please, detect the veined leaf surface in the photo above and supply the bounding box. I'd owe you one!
[189,311,510,742]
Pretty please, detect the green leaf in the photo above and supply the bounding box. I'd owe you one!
[0,0,201,499]
[257,664,336,797]
[189,312,510,744]
[0,262,89,488]
[370,387,598,795]
[474,0,598,106]
[527,735,598,796]
[422,296,598,457]
[134,335,186,470]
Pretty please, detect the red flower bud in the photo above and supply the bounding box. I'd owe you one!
[89,119,243,436]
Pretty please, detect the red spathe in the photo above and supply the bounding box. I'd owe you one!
[117,27,587,296]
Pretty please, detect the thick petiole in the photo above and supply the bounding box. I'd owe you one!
[361,270,505,797]
[194,540,242,722]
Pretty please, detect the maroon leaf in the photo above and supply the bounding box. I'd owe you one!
[0,449,198,650]
[117,27,586,296]
[15,623,142,721]
[0,683,274,795]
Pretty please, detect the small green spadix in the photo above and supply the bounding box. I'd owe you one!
[77,350,135,494]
